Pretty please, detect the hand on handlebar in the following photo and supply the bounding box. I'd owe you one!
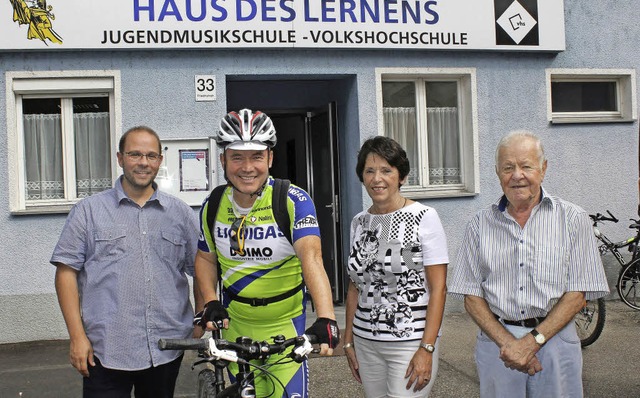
[304,317,340,355]
[194,300,229,331]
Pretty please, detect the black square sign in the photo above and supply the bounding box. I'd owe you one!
[495,0,540,46]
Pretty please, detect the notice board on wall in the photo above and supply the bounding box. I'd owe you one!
[157,137,216,206]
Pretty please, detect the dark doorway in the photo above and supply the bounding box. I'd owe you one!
[267,105,344,302]
[269,113,308,190]
[226,78,353,303]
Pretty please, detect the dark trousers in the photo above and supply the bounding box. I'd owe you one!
[83,354,183,398]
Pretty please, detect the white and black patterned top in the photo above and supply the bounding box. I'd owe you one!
[347,202,449,341]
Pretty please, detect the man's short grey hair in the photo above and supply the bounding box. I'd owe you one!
[495,130,546,168]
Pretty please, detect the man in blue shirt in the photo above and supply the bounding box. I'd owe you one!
[449,130,609,398]
[51,126,199,398]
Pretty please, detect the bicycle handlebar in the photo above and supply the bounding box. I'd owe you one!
[158,334,318,363]
[158,338,208,351]
[590,210,619,224]
[590,210,640,231]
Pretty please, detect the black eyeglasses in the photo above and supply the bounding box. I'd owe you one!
[124,151,162,162]
[229,216,246,255]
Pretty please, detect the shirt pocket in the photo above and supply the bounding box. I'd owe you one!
[161,231,186,267]
[93,228,127,261]
[533,246,567,286]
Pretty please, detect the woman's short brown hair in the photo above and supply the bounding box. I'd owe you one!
[355,136,410,185]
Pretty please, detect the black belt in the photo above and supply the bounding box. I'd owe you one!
[493,313,545,328]
[226,282,304,307]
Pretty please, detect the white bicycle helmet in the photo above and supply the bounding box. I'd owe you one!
[216,109,277,150]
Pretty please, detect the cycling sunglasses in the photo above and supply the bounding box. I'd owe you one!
[229,216,246,255]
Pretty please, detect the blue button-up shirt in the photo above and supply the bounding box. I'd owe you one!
[51,177,199,370]
[449,188,609,320]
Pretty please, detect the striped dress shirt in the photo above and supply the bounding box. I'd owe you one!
[449,188,609,320]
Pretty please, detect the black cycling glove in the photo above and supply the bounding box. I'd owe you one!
[304,317,340,349]
[194,300,229,328]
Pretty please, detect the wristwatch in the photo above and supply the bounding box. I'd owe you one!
[419,342,435,353]
[530,329,546,346]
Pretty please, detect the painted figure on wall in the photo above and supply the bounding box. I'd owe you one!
[10,0,63,45]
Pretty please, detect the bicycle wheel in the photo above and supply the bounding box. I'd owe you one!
[197,369,218,398]
[617,260,640,310]
[574,298,606,347]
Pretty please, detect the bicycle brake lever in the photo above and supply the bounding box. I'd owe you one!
[291,337,315,363]
[197,337,240,363]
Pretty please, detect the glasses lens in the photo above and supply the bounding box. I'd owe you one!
[126,152,161,162]
[229,217,246,254]
[126,152,142,161]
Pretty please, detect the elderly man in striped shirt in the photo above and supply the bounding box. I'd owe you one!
[449,130,609,398]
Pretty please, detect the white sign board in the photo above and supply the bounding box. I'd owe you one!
[1,0,564,51]
[156,137,213,206]
[195,75,216,101]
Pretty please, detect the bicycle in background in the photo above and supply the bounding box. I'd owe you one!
[574,300,605,347]
[159,331,317,398]
[576,211,640,346]
[590,210,640,310]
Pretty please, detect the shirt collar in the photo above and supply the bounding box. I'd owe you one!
[115,176,162,207]
[496,187,550,212]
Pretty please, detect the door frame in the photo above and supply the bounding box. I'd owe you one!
[267,105,345,302]
[306,102,344,302]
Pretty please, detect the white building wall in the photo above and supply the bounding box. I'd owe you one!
[1,0,638,343]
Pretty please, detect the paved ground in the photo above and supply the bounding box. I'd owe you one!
[1,300,639,397]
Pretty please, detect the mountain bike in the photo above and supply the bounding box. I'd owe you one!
[590,210,640,310]
[158,332,317,398]
[576,211,640,346]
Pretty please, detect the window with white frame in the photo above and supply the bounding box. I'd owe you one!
[547,69,637,124]
[376,68,478,198]
[7,71,121,214]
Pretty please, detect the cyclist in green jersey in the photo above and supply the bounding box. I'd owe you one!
[194,109,340,398]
